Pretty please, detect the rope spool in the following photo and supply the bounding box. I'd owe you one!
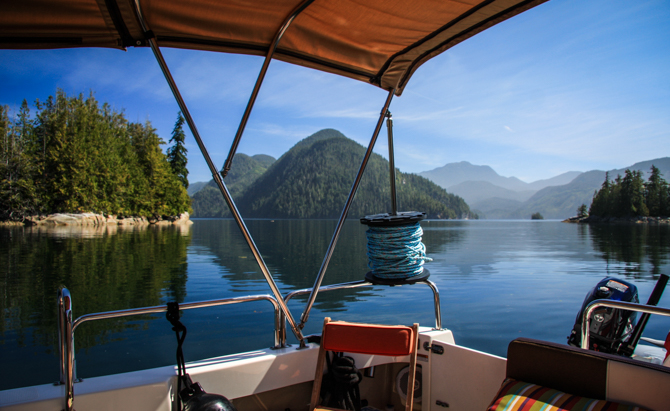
[360,211,432,280]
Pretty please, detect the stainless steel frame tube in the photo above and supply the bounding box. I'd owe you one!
[386,111,398,215]
[581,300,670,350]
[222,0,315,178]
[424,279,443,330]
[290,278,440,328]
[132,0,304,345]
[283,278,441,346]
[72,294,282,348]
[57,287,75,411]
[299,90,395,333]
[282,280,371,344]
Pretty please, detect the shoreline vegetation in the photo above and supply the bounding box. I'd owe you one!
[563,215,670,224]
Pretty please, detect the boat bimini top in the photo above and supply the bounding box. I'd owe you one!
[1,0,547,95]
[0,0,549,347]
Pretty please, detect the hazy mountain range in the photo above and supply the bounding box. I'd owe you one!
[419,158,670,219]
[188,129,669,220]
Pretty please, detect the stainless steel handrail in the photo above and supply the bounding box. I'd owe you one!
[57,287,282,411]
[57,287,74,411]
[281,278,442,346]
[581,300,670,350]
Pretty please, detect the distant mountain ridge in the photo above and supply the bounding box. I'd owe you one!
[420,158,670,219]
[419,161,529,191]
[190,153,276,217]
[419,161,581,193]
[191,129,473,219]
[447,180,535,204]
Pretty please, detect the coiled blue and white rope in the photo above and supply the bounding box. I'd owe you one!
[365,222,432,279]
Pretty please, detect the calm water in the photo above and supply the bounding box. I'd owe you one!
[2,219,670,391]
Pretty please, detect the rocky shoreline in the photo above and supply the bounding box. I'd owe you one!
[563,215,670,224]
[1,212,192,227]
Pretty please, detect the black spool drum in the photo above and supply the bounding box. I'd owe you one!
[360,211,426,227]
[365,269,430,286]
[361,211,429,284]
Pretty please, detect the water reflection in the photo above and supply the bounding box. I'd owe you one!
[3,219,670,391]
[190,219,376,312]
[11,222,193,238]
[0,223,192,388]
[588,223,670,280]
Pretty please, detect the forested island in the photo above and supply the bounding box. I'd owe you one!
[0,90,191,223]
[566,166,670,223]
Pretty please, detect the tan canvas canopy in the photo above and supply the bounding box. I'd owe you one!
[1,0,547,95]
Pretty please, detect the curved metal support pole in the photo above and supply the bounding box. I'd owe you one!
[280,281,372,346]
[581,300,670,350]
[221,0,315,178]
[386,111,398,215]
[421,279,442,330]
[283,277,441,346]
[57,287,74,411]
[299,90,395,335]
[132,0,304,345]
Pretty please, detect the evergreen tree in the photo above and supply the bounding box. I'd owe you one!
[645,165,669,217]
[620,169,648,217]
[129,121,191,216]
[577,204,588,218]
[167,112,189,188]
[589,172,611,217]
[611,174,623,216]
[0,102,39,219]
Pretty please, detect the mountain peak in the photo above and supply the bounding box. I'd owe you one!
[419,161,528,191]
[293,129,347,149]
[233,130,472,219]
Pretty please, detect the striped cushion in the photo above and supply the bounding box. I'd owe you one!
[487,379,650,411]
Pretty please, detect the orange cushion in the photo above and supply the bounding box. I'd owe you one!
[323,322,414,356]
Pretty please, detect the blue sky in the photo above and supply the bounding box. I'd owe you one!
[1,0,668,184]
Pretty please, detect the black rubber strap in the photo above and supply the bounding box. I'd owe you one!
[167,302,189,411]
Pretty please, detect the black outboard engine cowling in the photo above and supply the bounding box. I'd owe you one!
[567,277,639,354]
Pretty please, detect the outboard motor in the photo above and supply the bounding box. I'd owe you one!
[567,277,639,354]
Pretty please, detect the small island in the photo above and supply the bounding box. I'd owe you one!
[564,166,670,224]
[1,91,192,226]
